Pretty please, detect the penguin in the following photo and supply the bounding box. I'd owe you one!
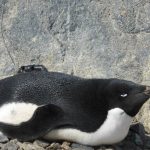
[0,65,149,146]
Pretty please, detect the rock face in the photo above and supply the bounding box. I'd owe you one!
[0,0,150,131]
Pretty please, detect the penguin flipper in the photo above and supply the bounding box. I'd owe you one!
[0,104,64,141]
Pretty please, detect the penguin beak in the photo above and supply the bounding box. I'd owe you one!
[144,86,150,96]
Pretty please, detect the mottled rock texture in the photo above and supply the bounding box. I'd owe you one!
[0,0,150,132]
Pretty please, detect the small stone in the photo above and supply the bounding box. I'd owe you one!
[96,146,110,150]
[0,143,4,149]
[117,141,142,150]
[144,135,150,148]
[62,141,70,146]
[3,142,19,150]
[61,141,71,150]
[9,139,18,144]
[111,145,122,150]
[33,139,50,148]
[46,142,61,150]
[97,146,115,150]
[130,123,146,141]
[17,141,45,150]
[71,143,94,150]
[135,133,143,146]
[72,148,85,150]
[0,133,9,143]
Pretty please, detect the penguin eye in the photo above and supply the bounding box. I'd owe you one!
[120,93,128,98]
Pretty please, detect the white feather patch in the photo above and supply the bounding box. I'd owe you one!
[44,108,133,146]
[0,102,38,125]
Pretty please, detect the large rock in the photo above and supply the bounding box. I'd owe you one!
[0,0,150,131]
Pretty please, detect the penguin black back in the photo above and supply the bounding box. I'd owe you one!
[0,71,109,132]
[0,65,149,145]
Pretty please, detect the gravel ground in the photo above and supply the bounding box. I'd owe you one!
[0,123,150,150]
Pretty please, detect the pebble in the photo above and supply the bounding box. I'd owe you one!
[0,133,9,143]
[71,143,94,150]
[72,148,87,150]
[95,146,114,150]
[116,141,142,150]
[46,142,61,150]
[135,133,143,146]
[0,143,4,149]
[144,135,150,148]
[17,141,45,150]
[61,141,71,150]
[3,141,19,150]
[96,148,114,150]
[33,139,50,148]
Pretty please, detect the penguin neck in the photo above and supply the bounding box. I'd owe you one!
[93,78,110,102]
[79,78,109,102]
[79,78,110,111]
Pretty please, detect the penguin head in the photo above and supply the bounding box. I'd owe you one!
[104,79,150,117]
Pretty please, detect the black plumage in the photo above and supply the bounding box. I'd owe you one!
[0,65,149,141]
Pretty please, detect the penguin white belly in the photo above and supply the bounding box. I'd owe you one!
[0,102,38,125]
[44,108,133,146]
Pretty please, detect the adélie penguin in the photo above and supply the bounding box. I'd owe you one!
[0,65,149,146]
